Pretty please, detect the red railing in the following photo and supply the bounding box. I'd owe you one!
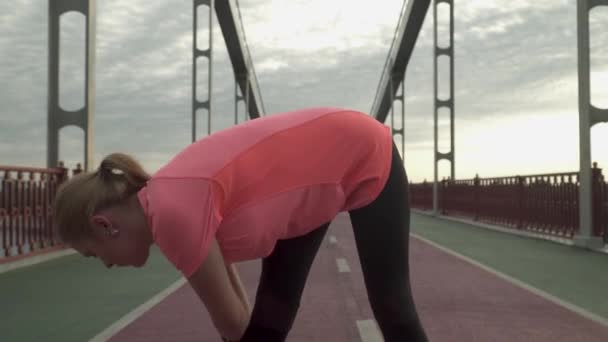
[411,163,607,242]
[0,163,82,262]
[594,167,607,239]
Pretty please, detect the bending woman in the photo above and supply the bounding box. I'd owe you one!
[52,107,428,342]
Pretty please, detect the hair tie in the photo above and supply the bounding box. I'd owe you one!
[98,163,124,179]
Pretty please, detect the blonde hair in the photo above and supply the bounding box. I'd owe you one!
[52,153,150,244]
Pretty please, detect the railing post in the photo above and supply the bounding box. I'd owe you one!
[421,179,428,210]
[517,176,524,229]
[473,174,480,221]
[34,171,43,249]
[602,167,608,243]
[0,171,7,256]
[3,171,14,257]
[16,171,24,255]
[39,172,47,249]
[26,171,35,253]
[592,162,602,237]
[440,177,447,215]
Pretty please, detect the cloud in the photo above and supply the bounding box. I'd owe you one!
[1,0,607,181]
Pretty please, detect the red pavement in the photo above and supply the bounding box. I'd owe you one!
[109,213,608,341]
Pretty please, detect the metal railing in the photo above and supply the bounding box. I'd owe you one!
[411,163,607,241]
[0,163,82,260]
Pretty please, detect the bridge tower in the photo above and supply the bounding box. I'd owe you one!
[47,0,96,171]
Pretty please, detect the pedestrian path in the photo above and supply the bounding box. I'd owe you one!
[2,212,608,341]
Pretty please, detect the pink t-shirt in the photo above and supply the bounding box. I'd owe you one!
[137,107,393,277]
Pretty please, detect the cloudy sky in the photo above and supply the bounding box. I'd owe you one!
[1,0,606,183]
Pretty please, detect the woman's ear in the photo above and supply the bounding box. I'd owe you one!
[90,215,118,238]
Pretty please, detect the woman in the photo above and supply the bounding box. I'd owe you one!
[52,107,428,341]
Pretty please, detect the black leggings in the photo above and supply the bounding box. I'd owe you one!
[240,142,428,342]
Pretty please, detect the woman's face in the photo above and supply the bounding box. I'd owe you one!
[72,199,152,268]
[72,231,150,268]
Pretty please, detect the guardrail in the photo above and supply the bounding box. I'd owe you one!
[0,163,82,261]
[411,163,607,242]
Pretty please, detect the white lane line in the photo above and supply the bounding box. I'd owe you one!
[356,319,383,342]
[89,278,187,342]
[328,236,337,244]
[412,233,608,328]
[336,258,351,273]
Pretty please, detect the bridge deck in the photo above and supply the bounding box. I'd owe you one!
[2,212,608,341]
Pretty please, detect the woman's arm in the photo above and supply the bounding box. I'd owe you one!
[225,263,252,314]
[187,239,249,341]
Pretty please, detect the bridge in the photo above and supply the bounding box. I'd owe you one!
[1,0,608,341]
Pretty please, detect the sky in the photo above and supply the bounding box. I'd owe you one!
[0,0,606,183]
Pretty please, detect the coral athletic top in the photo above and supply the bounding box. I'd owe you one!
[137,107,393,277]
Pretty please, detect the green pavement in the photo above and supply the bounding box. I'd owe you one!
[410,211,608,321]
[0,247,180,342]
